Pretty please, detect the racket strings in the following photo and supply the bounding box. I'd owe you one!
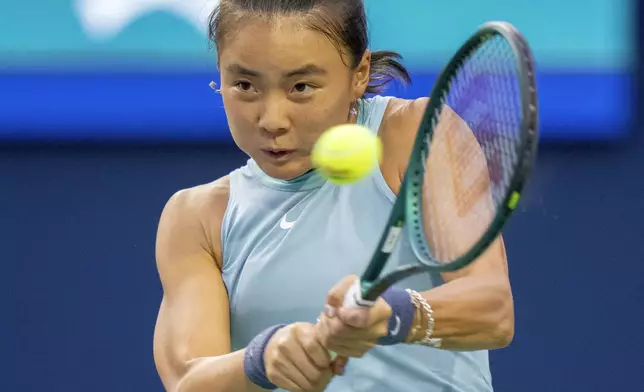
[421,34,524,263]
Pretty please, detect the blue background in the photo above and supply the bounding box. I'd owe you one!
[0,0,635,142]
[2,1,643,392]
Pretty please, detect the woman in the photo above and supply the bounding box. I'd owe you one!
[153,1,514,391]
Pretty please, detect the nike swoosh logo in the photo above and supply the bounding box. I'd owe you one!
[280,214,296,230]
[389,315,401,336]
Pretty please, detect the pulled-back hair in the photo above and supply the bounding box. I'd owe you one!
[208,0,412,95]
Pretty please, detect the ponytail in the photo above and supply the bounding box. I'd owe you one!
[366,50,412,95]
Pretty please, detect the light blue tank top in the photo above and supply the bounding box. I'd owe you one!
[221,95,493,392]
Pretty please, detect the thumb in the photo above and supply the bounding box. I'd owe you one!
[326,275,359,309]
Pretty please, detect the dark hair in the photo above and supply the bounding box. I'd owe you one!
[207,0,411,95]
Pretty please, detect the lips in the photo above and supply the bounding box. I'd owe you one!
[261,148,295,160]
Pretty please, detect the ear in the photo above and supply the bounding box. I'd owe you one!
[352,50,371,99]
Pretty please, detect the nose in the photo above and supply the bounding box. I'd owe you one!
[258,96,291,135]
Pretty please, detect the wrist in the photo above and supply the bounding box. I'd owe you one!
[243,324,286,390]
[405,289,442,348]
[377,287,416,346]
[405,296,425,343]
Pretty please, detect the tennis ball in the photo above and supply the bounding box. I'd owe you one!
[311,123,382,185]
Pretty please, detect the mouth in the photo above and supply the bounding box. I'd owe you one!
[261,148,296,160]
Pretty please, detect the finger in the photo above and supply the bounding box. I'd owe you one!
[276,353,317,391]
[326,275,359,309]
[327,336,377,351]
[267,325,322,391]
[317,315,355,352]
[266,343,310,392]
[312,369,335,391]
[286,327,327,388]
[297,324,332,369]
[319,317,381,356]
[332,356,349,376]
[327,341,374,358]
[324,315,359,337]
[337,307,371,328]
[338,297,391,329]
[318,315,378,360]
[315,318,349,372]
[267,368,305,392]
[325,316,381,341]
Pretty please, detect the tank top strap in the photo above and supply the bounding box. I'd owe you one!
[357,95,394,135]
[358,95,397,203]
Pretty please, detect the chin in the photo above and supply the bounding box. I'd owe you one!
[256,157,312,181]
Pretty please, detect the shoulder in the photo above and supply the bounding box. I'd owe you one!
[380,96,429,143]
[157,176,230,270]
[162,176,230,225]
[377,97,429,192]
[377,96,482,193]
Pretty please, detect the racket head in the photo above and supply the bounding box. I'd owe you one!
[404,21,539,272]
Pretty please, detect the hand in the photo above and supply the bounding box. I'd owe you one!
[264,322,334,392]
[316,275,392,358]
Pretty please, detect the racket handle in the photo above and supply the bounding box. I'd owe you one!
[328,279,375,361]
[343,279,376,309]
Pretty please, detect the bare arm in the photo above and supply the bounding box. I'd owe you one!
[153,179,266,392]
[380,98,514,351]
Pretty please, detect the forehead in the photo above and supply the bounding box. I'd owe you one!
[218,16,348,74]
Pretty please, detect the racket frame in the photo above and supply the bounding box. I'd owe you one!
[357,21,539,302]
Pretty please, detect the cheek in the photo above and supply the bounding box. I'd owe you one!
[293,107,330,146]
[222,96,256,142]
[295,93,351,144]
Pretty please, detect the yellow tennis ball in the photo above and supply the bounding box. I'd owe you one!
[311,124,382,185]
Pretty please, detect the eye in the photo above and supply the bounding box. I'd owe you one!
[291,83,315,94]
[234,81,257,93]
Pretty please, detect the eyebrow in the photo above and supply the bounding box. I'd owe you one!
[225,63,327,78]
[284,64,327,78]
[226,64,260,77]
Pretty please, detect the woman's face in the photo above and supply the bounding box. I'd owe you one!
[218,16,369,180]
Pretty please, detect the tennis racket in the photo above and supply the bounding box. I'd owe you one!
[342,21,538,314]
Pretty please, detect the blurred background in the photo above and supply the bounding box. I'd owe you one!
[1,0,642,391]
